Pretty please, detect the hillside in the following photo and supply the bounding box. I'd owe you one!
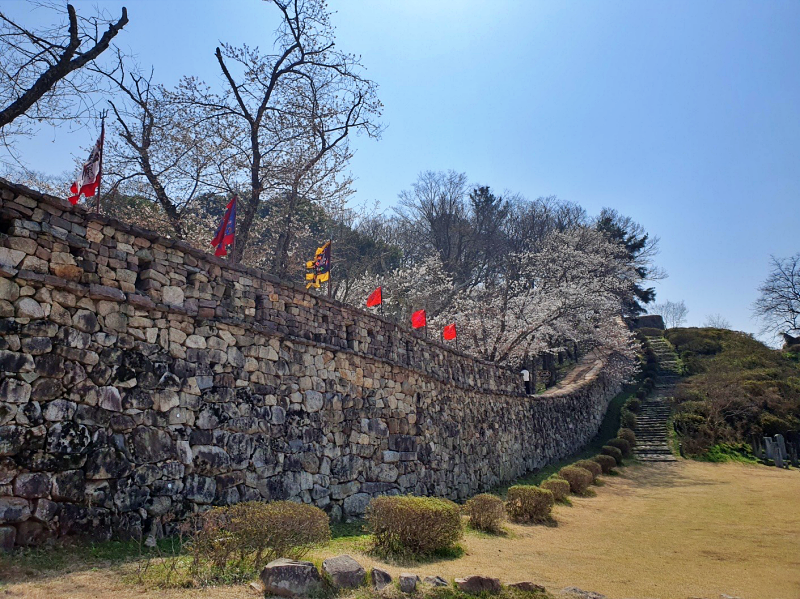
[665,327,800,457]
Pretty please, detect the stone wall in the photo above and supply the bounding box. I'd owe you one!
[0,178,622,548]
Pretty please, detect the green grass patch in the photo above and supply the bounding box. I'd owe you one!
[696,443,758,464]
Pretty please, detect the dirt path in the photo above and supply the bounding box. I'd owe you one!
[3,460,800,599]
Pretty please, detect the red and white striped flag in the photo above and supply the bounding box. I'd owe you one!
[68,124,105,206]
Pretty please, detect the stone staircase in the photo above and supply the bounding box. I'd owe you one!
[635,335,679,462]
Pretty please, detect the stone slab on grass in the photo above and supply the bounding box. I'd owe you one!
[260,558,323,597]
[322,554,365,589]
[455,575,501,594]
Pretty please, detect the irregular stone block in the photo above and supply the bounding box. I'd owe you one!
[0,248,25,268]
[260,558,324,598]
[15,297,44,319]
[162,286,184,306]
[51,469,86,502]
[72,310,99,333]
[343,492,370,517]
[371,567,392,590]
[424,576,449,587]
[0,350,35,373]
[192,445,231,475]
[0,425,27,456]
[455,576,501,594]
[508,582,546,593]
[32,498,59,522]
[0,279,19,302]
[0,379,31,403]
[0,496,31,523]
[13,472,50,498]
[561,587,606,599]
[130,427,176,463]
[85,448,132,480]
[43,399,76,421]
[322,554,366,589]
[47,422,91,455]
[184,474,216,504]
[399,573,420,593]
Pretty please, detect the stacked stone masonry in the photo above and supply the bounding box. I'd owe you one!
[0,178,622,547]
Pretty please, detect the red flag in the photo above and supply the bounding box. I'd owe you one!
[211,196,237,257]
[411,309,426,329]
[443,323,457,341]
[366,286,382,307]
[68,123,105,205]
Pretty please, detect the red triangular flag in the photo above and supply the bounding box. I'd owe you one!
[411,309,426,329]
[443,323,457,341]
[366,286,382,307]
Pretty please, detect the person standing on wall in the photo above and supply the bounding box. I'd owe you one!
[520,368,531,395]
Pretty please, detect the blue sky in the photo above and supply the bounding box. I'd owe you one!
[4,0,800,340]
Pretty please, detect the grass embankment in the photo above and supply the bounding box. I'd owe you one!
[4,462,800,599]
[665,327,800,459]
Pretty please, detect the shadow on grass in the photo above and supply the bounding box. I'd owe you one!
[367,543,466,568]
[0,536,185,586]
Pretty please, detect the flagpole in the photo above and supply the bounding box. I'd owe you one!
[95,112,106,214]
[327,239,332,299]
[230,196,237,263]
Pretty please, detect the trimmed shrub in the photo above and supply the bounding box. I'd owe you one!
[574,459,602,482]
[617,427,637,448]
[635,388,648,400]
[593,454,617,473]
[367,495,463,556]
[558,466,593,495]
[620,409,637,429]
[607,437,632,458]
[540,478,570,502]
[463,493,505,533]
[189,501,330,576]
[625,397,642,413]
[505,485,554,523]
[601,444,624,465]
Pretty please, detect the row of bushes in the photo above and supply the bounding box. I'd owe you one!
[185,419,640,574]
[186,427,638,574]
[458,430,635,537]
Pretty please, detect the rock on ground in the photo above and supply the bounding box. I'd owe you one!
[260,558,324,597]
[322,554,366,589]
[399,573,420,593]
[561,587,607,599]
[423,575,449,587]
[455,575,502,594]
[509,582,546,593]
[371,567,392,590]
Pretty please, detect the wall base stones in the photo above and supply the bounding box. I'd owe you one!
[0,177,623,547]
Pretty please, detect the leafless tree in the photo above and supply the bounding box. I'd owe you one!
[95,55,221,241]
[653,300,688,329]
[0,2,127,156]
[174,0,382,264]
[753,253,800,337]
[396,170,471,276]
[703,313,731,329]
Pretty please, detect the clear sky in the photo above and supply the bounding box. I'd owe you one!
[4,0,800,341]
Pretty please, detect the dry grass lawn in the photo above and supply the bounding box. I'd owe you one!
[2,460,799,599]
